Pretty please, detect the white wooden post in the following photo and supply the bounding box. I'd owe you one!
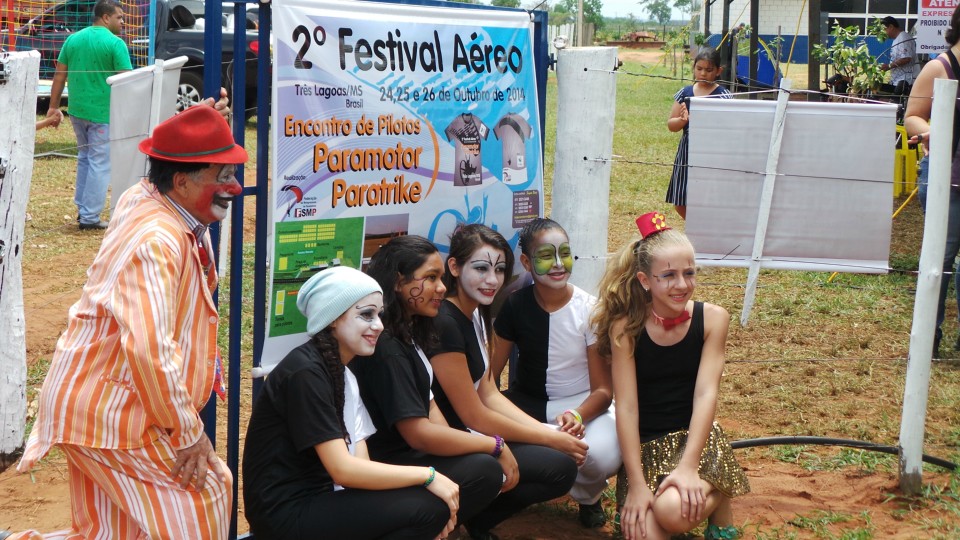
[552,47,618,296]
[899,78,958,494]
[0,51,40,470]
[740,78,792,326]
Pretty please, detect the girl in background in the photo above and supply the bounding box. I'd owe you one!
[243,266,459,540]
[351,235,508,528]
[491,218,621,528]
[592,213,749,540]
[665,47,731,220]
[430,223,584,540]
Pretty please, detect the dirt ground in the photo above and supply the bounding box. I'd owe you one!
[3,206,955,539]
[2,48,956,539]
[5,440,955,538]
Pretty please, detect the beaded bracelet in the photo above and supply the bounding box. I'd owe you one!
[423,466,436,487]
[491,435,504,458]
[564,409,583,424]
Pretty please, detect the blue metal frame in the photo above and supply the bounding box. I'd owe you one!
[204,2,549,537]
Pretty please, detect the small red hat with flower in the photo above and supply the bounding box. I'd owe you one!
[635,212,671,239]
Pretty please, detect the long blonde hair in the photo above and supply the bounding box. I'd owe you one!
[592,229,694,358]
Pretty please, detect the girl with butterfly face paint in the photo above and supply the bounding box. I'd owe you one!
[491,218,621,529]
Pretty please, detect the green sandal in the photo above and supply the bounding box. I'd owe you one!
[704,524,740,540]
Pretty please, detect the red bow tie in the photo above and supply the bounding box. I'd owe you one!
[197,243,210,268]
[651,309,690,330]
[192,225,211,270]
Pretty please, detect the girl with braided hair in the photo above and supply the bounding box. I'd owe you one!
[593,213,748,540]
[243,266,459,540]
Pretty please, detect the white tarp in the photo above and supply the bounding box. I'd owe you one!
[107,57,186,212]
[685,97,897,274]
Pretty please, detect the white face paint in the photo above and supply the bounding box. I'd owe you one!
[331,292,384,362]
[456,244,507,307]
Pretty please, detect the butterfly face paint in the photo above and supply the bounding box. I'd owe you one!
[528,229,573,290]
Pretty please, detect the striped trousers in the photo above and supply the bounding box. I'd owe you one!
[10,441,231,540]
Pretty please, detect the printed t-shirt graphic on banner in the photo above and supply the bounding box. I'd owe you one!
[445,113,490,186]
[494,113,532,185]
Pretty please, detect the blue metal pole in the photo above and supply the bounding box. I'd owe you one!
[201,0,226,451]
[226,2,248,537]
[252,0,271,406]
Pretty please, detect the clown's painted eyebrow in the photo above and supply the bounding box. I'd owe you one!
[471,251,504,267]
[354,303,382,321]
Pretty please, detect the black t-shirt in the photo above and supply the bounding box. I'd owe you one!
[494,285,550,400]
[430,300,487,431]
[243,342,347,533]
[350,331,431,460]
[633,302,704,442]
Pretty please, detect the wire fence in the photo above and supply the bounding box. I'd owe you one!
[3,0,151,76]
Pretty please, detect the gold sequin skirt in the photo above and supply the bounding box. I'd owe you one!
[615,422,750,507]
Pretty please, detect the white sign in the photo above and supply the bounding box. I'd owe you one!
[686,98,896,273]
[917,0,959,54]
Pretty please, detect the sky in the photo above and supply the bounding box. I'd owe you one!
[595,0,687,20]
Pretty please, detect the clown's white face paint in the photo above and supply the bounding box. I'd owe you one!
[331,292,384,362]
[454,244,507,308]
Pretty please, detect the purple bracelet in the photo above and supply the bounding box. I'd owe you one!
[491,435,504,458]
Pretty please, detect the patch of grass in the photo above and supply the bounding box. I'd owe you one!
[753,528,801,540]
[788,510,872,539]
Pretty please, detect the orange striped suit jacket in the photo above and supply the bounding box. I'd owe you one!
[20,178,220,470]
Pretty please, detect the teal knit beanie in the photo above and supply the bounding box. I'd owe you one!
[296,266,382,336]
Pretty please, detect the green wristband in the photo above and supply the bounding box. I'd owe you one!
[423,466,436,488]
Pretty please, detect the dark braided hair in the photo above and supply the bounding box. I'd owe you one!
[310,328,350,445]
[518,217,567,257]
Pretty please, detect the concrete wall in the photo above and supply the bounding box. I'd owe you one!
[700,0,808,39]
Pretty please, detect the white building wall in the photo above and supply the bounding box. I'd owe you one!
[701,0,809,37]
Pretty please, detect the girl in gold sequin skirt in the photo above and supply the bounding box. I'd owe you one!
[592,213,749,540]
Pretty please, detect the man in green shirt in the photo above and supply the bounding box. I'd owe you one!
[46,0,132,230]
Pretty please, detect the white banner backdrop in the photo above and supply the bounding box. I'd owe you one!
[685,97,897,274]
[263,0,543,370]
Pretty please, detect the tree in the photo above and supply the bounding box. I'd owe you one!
[491,0,521,7]
[556,0,605,29]
[640,0,672,25]
[812,18,887,94]
[673,0,691,19]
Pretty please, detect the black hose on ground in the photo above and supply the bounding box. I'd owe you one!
[731,436,958,471]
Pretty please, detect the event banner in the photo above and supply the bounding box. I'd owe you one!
[264,0,543,368]
[917,0,958,53]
